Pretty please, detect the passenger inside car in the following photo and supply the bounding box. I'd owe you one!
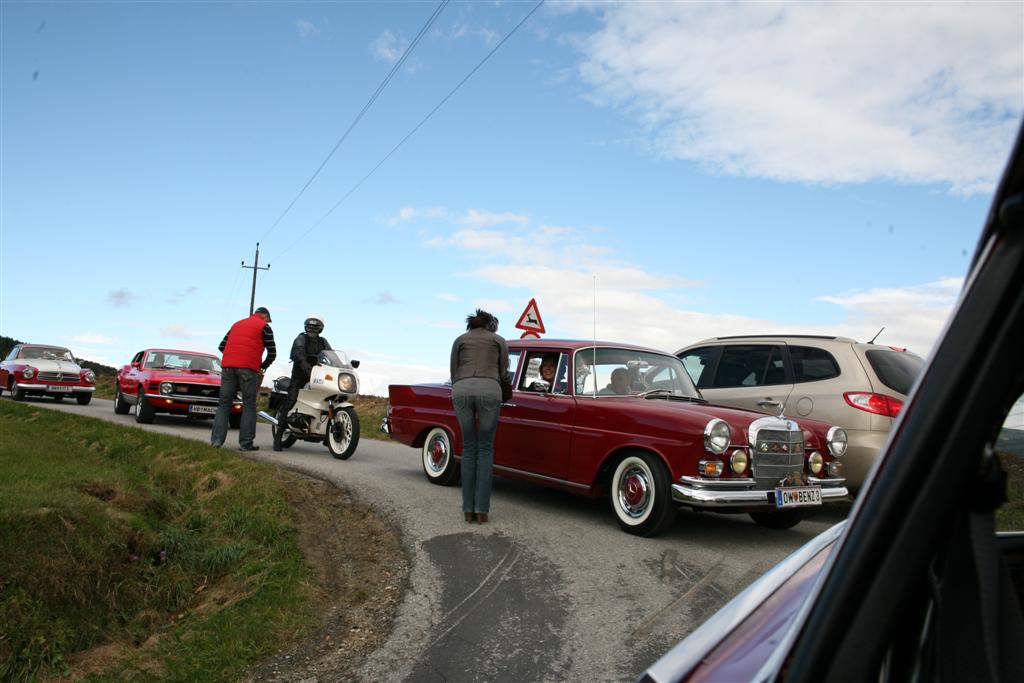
[599,367,630,395]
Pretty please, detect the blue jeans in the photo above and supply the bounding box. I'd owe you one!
[452,392,501,514]
[211,367,259,448]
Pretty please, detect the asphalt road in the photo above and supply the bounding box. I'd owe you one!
[6,395,849,682]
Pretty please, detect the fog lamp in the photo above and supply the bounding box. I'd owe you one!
[808,451,824,475]
[828,461,843,477]
[699,460,723,478]
[729,449,748,475]
[160,382,173,395]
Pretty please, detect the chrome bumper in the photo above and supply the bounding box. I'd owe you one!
[380,417,391,434]
[16,383,95,393]
[144,392,240,406]
[671,478,849,508]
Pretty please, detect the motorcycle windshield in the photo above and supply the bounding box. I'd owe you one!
[317,349,351,368]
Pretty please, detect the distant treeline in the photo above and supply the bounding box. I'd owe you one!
[0,334,119,377]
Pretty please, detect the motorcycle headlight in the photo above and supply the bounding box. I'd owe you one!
[22,366,35,379]
[160,382,173,395]
[85,370,96,383]
[338,373,357,393]
[827,426,848,457]
[704,418,731,455]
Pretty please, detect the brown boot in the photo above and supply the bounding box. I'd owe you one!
[476,512,488,524]
[464,511,475,523]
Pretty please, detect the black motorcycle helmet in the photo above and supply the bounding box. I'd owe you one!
[304,316,324,336]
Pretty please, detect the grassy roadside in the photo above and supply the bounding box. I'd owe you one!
[0,401,319,682]
[997,451,1024,532]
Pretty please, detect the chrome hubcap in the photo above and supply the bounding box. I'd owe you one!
[618,465,651,518]
[427,437,448,473]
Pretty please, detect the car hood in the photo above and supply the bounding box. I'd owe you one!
[18,358,82,373]
[639,521,845,683]
[147,369,221,383]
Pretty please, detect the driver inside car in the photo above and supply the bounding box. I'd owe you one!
[599,367,631,395]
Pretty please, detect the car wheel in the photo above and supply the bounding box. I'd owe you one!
[610,452,676,537]
[113,386,130,414]
[422,427,459,486]
[326,406,360,460]
[52,394,64,402]
[228,412,241,429]
[135,390,155,423]
[76,394,92,406]
[11,380,26,401]
[748,510,805,530]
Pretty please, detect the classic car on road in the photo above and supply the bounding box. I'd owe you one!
[385,339,850,536]
[114,348,241,426]
[0,343,97,404]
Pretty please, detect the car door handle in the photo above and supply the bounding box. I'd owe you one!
[757,399,782,408]
[503,402,517,408]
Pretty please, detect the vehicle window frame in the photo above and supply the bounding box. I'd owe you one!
[678,345,722,389]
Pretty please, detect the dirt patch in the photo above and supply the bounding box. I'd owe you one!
[243,470,410,682]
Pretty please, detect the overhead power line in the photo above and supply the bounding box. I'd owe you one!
[271,0,546,262]
[260,0,450,242]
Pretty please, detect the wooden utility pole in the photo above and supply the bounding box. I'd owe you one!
[241,242,270,315]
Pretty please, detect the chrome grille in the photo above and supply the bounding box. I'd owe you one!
[37,371,79,383]
[749,419,805,489]
[168,383,221,400]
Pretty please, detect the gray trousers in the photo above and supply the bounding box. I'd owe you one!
[211,367,259,448]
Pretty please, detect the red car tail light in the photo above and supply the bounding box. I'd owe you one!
[844,391,904,418]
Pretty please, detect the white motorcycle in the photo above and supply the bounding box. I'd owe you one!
[259,350,361,459]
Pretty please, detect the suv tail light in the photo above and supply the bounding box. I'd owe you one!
[844,391,904,418]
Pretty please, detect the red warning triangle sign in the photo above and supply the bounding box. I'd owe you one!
[515,298,545,333]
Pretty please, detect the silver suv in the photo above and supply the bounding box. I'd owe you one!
[675,335,924,490]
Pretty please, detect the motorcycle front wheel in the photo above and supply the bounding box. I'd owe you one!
[326,406,360,460]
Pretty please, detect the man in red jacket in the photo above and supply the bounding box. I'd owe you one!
[211,306,277,450]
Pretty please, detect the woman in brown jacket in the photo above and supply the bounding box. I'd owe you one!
[449,309,509,523]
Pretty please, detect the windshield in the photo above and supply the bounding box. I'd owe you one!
[317,349,351,368]
[19,346,74,361]
[573,347,701,399]
[144,352,221,373]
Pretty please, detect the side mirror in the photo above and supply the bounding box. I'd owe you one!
[131,361,140,368]
[528,379,551,392]
[351,359,360,369]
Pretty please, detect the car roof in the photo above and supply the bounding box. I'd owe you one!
[507,338,668,354]
[21,344,72,351]
[676,335,921,355]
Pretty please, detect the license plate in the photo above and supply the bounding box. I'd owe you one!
[47,385,73,392]
[189,405,217,415]
[775,486,822,508]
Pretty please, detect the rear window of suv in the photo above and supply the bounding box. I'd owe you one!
[865,349,924,395]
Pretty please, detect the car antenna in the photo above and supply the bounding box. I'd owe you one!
[868,326,885,344]
[592,275,598,398]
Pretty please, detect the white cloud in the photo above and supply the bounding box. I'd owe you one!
[296,19,320,38]
[372,30,404,62]
[436,292,459,302]
[455,209,530,228]
[366,290,399,305]
[106,288,137,308]
[351,358,449,397]
[160,324,209,340]
[575,2,1023,194]
[71,332,114,345]
[387,206,448,225]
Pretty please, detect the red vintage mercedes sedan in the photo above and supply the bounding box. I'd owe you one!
[114,348,241,426]
[385,339,850,536]
[0,343,97,404]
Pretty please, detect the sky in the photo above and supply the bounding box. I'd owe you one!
[2,1,1022,396]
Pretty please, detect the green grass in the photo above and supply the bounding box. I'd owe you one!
[351,395,389,442]
[0,401,318,682]
[997,451,1024,532]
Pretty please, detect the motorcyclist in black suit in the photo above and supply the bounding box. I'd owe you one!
[274,315,331,451]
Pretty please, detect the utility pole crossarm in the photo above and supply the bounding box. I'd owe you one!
[241,242,271,315]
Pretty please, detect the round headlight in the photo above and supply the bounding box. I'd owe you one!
[160,382,173,395]
[338,373,356,393]
[704,418,731,454]
[85,370,96,383]
[23,366,35,379]
[827,426,848,457]
[730,449,748,475]
[809,451,824,475]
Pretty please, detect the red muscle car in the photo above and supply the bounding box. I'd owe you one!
[0,344,97,404]
[114,348,241,426]
[385,339,850,536]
